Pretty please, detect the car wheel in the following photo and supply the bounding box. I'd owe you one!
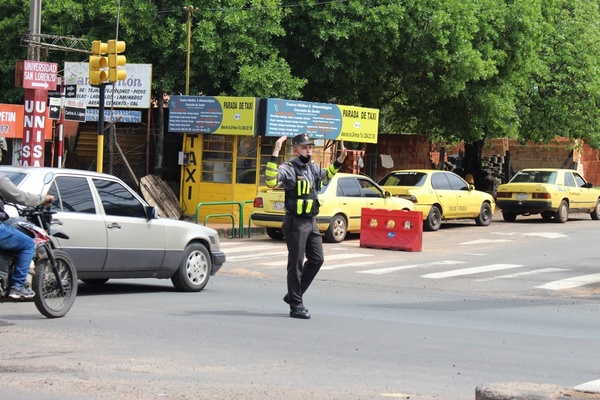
[325,214,347,243]
[554,200,568,223]
[541,212,553,221]
[81,279,109,285]
[502,212,517,222]
[424,205,442,231]
[591,199,600,220]
[266,228,285,240]
[171,243,211,292]
[475,202,493,226]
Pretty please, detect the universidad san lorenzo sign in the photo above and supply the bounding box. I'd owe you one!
[168,96,379,143]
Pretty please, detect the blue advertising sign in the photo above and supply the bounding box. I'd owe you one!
[264,98,379,143]
[86,109,142,123]
[265,99,342,140]
[168,96,258,135]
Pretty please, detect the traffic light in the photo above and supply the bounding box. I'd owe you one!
[89,40,108,85]
[107,40,126,82]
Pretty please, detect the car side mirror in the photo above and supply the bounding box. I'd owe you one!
[384,190,392,198]
[583,182,593,189]
[145,205,157,220]
[468,184,475,191]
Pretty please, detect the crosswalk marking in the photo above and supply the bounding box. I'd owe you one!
[460,239,513,245]
[322,261,380,270]
[221,244,283,254]
[358,260,466,275]
[536,273,600,290]
[475,268,569,282]
[221,242,600,292]
[226,251,289,262]
[421,264,524,279]
[260,252,372,267]
[490,232,567,239]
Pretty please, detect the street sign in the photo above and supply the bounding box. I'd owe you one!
[63,99,86,122]
[48,84,77,99]
[49,98,61,120]
[21,60,58,91]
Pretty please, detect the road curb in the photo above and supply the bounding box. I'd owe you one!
[476,382,600,399]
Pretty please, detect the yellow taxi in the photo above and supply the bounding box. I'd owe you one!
[495,168,600,222]
[378,170,495,231]
[251,173,414,242]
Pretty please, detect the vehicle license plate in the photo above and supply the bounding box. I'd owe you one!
[516,193,528,201]
[273,201,285,210]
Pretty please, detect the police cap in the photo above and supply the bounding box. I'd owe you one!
[292,133,313,146]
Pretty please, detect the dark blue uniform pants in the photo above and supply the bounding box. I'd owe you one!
[282,213,324,309]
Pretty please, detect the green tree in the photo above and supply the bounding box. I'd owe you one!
[279,0,543,187]
[518,0,600,149]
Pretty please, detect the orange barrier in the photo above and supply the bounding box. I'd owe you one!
[359,209,423,252]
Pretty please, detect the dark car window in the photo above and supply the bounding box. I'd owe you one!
[337,178,362,197]
[563,172,576,187]
[48,176,96,213]
[446,173,468,191]
[357,178,383,198]
[431,172,451,190]
[378,172,427,187]
[92,178,146,218]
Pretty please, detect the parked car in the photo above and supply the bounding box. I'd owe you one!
[378,169,495,231]
[495,168,600,222]
[0,166,226,292]
[251,172,415,242]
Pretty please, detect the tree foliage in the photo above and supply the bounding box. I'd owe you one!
[1,0,600,152]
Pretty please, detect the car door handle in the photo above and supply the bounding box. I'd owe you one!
[107,223,122,230]
[51,219,63,226]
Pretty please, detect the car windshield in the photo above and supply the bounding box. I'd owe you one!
[510,170,557,184]
[378,172,427,187]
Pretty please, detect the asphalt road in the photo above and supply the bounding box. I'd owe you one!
[1,213,600,400]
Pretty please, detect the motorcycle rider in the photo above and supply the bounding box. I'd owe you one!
[0,172,53,299]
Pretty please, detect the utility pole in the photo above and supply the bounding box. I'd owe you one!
[28,0,42,61]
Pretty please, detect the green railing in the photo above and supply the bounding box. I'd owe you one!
[196,200,256,238]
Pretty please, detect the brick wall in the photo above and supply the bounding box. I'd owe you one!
[365,134,600,186]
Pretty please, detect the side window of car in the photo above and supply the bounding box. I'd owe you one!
[92,178,146,218]
[431,173,451,190]
[446,174,468,191]
[337,178,362,197]
[48,176,96,213]
[357,179,383,198]
[573,173,587,188]
[563,173,576,188]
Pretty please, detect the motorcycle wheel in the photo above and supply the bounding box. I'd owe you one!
[32,249,78,318]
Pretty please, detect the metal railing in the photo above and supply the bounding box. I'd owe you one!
[196,200,256,238]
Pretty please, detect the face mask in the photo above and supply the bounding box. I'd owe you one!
[299,154,311,164]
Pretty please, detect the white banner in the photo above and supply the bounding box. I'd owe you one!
[64,62,152,109]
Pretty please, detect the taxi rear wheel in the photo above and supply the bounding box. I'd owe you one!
[266,228,285,240]
[325,214,347,243]
[502,211,517,222]
[475,202,492,226]
[424,205,442,231]
[591,200,600,220]
[554,200,568,223]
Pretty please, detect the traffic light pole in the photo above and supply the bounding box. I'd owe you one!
[97,83,105,173]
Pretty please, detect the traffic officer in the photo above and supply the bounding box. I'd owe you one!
[265,133,347,319]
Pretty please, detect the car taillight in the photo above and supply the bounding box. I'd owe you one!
[496,192,511,198]
[532,193,551,199]
[253,197,264,208]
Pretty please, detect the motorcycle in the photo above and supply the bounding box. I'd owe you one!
[0,202,77,318]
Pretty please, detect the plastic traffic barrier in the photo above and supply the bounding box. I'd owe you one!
[359,209,423,252]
